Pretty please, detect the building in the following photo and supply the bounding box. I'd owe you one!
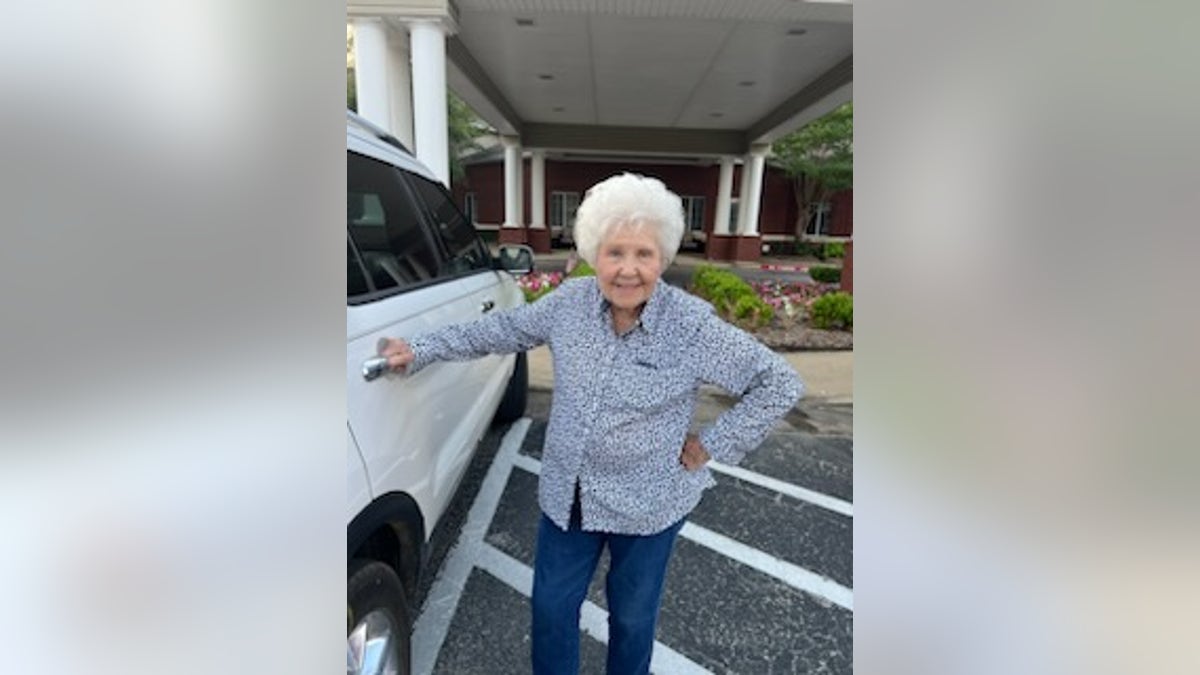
[452,150,851,257]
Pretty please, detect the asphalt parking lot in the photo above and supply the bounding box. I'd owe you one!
[409,387,853,674]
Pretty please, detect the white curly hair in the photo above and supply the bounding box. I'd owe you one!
[572,172,686,268]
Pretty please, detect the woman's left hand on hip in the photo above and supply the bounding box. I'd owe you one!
[680,435,710,471]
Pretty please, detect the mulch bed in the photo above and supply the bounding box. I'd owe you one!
[752,321,853,351]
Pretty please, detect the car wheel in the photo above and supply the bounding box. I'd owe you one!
[492,351,528,425]
[347,559,411,675]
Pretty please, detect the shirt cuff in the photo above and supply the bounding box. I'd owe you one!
[698,426,745,466]
[405,336,437,375]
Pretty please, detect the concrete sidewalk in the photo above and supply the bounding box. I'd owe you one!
[526,345,852,404]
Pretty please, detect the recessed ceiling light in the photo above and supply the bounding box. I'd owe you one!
[516,18,535,27]
[538,73,554,81]
[787,28,807,36]
[739,80,756,87]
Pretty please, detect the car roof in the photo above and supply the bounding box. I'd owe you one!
[346,110,438,183]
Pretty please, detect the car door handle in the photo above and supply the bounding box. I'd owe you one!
[362,356,389,382]
[481,299,495,313]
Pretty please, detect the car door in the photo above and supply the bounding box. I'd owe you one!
[346,149,512,530]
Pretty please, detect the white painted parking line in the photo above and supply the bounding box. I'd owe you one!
[410,418,531,675]
[476,542,714,675]
[511,451,541,477]
[681,522,853,610]
[510,457,854,611]
[709,461,854,517]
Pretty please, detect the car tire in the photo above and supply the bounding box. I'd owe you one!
[493,351,528,425]
[347,559,411,675]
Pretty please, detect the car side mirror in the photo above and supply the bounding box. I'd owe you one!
[495,244,534,275]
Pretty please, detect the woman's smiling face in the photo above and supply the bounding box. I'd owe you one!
[594,226,664,314]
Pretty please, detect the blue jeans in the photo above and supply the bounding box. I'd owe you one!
[531,496,685,675]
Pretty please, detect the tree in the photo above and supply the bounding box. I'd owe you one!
[346,25,357,112]
[447,92,489,185]
[771,102,853,240]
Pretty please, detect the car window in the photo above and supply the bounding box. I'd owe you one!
[348,237,370,298]
[405,173,490,277]
[347,151,442,295]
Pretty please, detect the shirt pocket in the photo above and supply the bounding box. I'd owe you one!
[611,360,691,411]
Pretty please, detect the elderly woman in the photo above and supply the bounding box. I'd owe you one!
[380,172,803,675]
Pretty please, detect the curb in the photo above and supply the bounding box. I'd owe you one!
[759,264,809,272]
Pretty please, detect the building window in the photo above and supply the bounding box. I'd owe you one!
[550,191,581,242]
[681,196,705,232]
[729,198,740,233]
[806,202,832,236]
[463,193,477,224]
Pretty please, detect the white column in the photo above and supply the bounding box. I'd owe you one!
[736,155,753,235]
[502,136,522,229]
[353,18,390,130]
[740,145,769,237]
[387,28,414,150]
[515,148,525,226]
[713,157,735,236]
[530,150,546,229]
[409,20,449,186]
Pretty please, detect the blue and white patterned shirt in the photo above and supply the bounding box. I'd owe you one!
[407,277,804,535]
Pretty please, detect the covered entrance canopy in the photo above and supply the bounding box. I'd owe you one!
[348,0,852,257]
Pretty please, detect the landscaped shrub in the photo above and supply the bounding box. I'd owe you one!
[762,241,793,256]
[809,291,853,330]
[822,241,845,259]
[793,240,826,260]
[691,265,774,328]
[808,265,842,284]
[566,260,595,278]
[732,294,773,327]
[692,266,746,311]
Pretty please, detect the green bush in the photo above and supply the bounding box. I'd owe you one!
[733,294,773,327]
[566,260,596,278]
[691,266,746,310]
[809,265,842,284]
[690,265,774,328]
[822,241,845,259]
[523,286,556,303]
[793,241,826,260]
[809,292,853,330]
[761,241,790,256]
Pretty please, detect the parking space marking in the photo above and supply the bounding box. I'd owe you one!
[511,451,541,476]
[709,461,854,516]
[416,419,852,672]
[411,418,531,675]
[681,522,854,610]
[476,542,714,675]
[511,457,854,611]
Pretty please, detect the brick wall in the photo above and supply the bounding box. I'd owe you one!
[830,189,853,237]
[760,168,798,237]
[453,159,851,240]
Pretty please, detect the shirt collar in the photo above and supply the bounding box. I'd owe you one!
[594,278,668,335]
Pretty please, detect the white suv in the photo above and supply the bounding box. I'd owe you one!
[346,111,530,675]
